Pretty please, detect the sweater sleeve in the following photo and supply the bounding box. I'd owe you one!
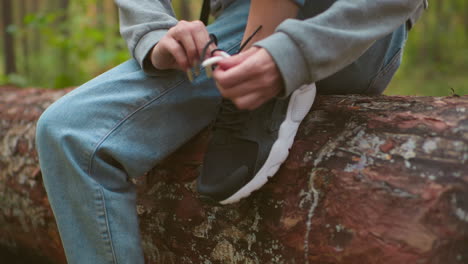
[254,0,426,97]
[115,0,179,75]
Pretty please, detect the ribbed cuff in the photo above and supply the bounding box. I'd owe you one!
[134,30,170,76]
[254,32,309,98]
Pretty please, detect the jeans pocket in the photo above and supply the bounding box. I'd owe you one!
[365,48,402,95]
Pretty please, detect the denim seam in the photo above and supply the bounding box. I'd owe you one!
[87,39,241,176]
[85,79,183,264]
[84,40,241,263]
[95,187,118,264]
[83,78,184,264]
[364,48,402,94]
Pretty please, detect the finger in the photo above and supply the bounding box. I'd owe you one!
[213,52,261,88]
[216,47,258,70]
[220,73,281,100]
[163,37,190,70]
[171,25,198,67]
[232,92,267,110]
[190,20,214,61]
[216,77,260,99]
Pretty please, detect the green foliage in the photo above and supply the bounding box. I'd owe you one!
[1,0,130,88]
[0,0,467,95]
[386,0,468,96]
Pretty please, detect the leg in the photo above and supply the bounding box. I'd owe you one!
[316,23,408,95]
[241,0,299,49]
[294,0,407,95]
[35,1,250,263]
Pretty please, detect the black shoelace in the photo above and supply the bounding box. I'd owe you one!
[202,26,263,133]
[201,25,263,60]
[201,26,262,133]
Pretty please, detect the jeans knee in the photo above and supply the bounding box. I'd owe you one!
[36,101,70,163]
[36,97,85,162]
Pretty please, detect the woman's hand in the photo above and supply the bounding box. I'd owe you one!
[150,20,214,71]
[213,47,285,110]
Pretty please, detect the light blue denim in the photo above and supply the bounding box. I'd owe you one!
[36,0,406,263]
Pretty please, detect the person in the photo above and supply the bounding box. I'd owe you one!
[35,0,427,263]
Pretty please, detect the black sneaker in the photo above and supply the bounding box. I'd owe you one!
[197,83,317,204]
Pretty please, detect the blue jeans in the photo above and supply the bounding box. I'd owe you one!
[36,0,406,262]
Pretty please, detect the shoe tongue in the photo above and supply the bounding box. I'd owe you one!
[213,99,250,133]
[211,128,252,145]
[211,129,229,145]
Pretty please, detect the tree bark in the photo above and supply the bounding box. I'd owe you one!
[20,0,29,76]
[0,86,467,264]
[1,0,17,75]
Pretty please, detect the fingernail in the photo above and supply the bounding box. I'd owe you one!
[205,66,212,78]
[193,60,200,76]
[215,81,222,90]
[186,70,194,82]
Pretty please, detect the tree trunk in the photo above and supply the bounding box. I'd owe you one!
[32,0,41,53]
[58,0,69,73]
[20,0,29,76]
[1,0,17,75]
[0,86,467,264]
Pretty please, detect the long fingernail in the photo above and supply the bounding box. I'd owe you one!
[193,60,200,76]
[186,70,194,82]
[205,66,212,78]
[215,81,222,90]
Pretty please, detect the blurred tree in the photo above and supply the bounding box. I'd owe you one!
[0,0,466,95]
[1,0,17,75]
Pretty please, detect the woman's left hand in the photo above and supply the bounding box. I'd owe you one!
[212,47,284,110]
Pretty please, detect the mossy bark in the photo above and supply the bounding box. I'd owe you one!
[1,86,467,264]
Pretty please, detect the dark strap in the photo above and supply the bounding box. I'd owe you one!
[407,0,428,30]
[200,0,210,25]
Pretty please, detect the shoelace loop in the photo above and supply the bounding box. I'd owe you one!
[213,99,249,133]
[202,26,263,133]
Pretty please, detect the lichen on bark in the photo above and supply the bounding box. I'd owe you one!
[0,87,467,264]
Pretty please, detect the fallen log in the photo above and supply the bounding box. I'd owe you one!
[0,86,467,264]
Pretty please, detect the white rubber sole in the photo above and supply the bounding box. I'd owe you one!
[219,83,317,205]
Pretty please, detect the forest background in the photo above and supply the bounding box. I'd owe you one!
[0,0,467,96]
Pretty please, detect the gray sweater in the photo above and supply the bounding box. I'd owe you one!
[115,0,427,96]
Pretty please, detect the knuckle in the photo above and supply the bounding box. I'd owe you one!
[213,72,223,83]
[234,99,247,110]
[179,60,189,69]
[168,27,178,36]
[187,45,197,54]
[233,99,242,109]
[173,24,187,35]
[219,89,228,98]
[166,43,178,54]
[248,100,260,110]
[262,74,274,85]
[167,27,174,35]
[187,22,197,31]
[217,79,228,89]
[177,26,187,35]
[192,20,204,30]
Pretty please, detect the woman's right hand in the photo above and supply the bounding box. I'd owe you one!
[150,20,215,71]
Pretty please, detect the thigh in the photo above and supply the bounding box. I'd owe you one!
[208,0,249,50]
[42,0,250,179]
[316,24,407,95]
[298,0,407,95]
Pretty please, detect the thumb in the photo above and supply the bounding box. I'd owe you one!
[217,47,258,70]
